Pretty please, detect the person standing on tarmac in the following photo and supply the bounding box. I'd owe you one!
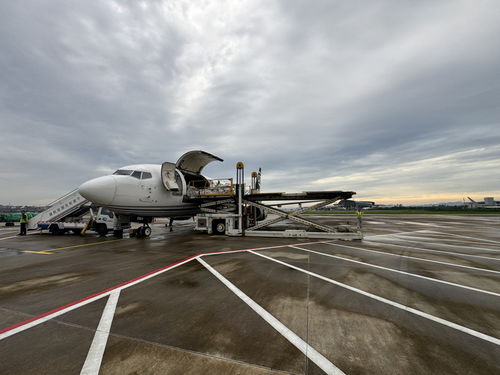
[356,209,364,229]
[19,211,28,235]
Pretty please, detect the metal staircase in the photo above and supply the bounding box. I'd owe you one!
[28,189,90,230]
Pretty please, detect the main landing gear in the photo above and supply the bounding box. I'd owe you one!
[135,224,152,238]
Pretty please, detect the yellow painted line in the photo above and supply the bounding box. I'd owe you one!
[41,238,126,252]
[22,251,54,255]
[21,238,127,255]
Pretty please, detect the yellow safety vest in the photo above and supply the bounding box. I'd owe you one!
[20,214,28,223]
[356,211,364,219]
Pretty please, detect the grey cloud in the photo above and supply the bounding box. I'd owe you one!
[1,0,499,204]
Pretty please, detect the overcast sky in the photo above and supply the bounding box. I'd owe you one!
[1,0,499,205]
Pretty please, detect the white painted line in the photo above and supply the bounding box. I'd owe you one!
[425,231,500,245]
[373,235,500,254]
[394,221,448,228]
[0,235,20,241]
[371,231,500,252]
[0,242,321,340]
[288,246,500,297]
[365,230,429,238]
[111,256,196,291]
[383,233,457,242]
[324,243,500,275]
[80,290,120,375]
[0,292,112,341]
[374,230,499,251]
[416,237,500,251]
[363,240,500,261]
[365,233,438,242]
[249,251,500,346]
[197,257,345,375]
[199,241,328,257]
[0,232,39,241]
[0,256,197,341]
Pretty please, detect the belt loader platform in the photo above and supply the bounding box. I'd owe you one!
[191,164,362,240]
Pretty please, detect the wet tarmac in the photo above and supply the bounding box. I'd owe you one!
[0,214,499,374]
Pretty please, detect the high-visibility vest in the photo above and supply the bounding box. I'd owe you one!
[356,211,364,219]
[20,213,28,223]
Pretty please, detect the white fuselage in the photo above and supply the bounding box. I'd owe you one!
[78,164,199,217]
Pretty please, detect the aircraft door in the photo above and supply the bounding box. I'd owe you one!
[161,162,180,191]
[175,150,223,174]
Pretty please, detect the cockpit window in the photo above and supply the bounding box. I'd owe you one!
[141,172,152,179]
[131,171,142,179]
[113,170,133,175]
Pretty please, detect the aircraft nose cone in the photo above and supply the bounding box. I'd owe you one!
[79,176,116,205]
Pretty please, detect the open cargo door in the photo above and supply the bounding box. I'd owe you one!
[161,162,179,191]
[176,150,223,175]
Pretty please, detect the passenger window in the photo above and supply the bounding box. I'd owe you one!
[131,171,142,179]
[142,172,152,179]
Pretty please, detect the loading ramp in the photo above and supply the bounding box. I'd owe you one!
[190,164,362,240]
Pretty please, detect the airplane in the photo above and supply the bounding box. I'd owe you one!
[78,150,228,237]
[335,199,375,210]
[466,196,500,209]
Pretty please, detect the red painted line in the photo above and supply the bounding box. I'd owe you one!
[0,240,325,336]
[0,254,198,335]
[199,240,328,257]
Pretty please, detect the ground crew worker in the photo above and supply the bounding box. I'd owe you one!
[356,209,364,229]
[19,211,28,236]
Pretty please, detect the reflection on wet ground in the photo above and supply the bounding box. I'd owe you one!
[0,215,499,374]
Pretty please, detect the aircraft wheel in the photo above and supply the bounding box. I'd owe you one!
[97,223,108,237]
[136,227,144,238]
[213,220,226,235]
[143,226,152,237]
[49,224,60,236]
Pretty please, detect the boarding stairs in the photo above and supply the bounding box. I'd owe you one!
[28,189,90,230]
